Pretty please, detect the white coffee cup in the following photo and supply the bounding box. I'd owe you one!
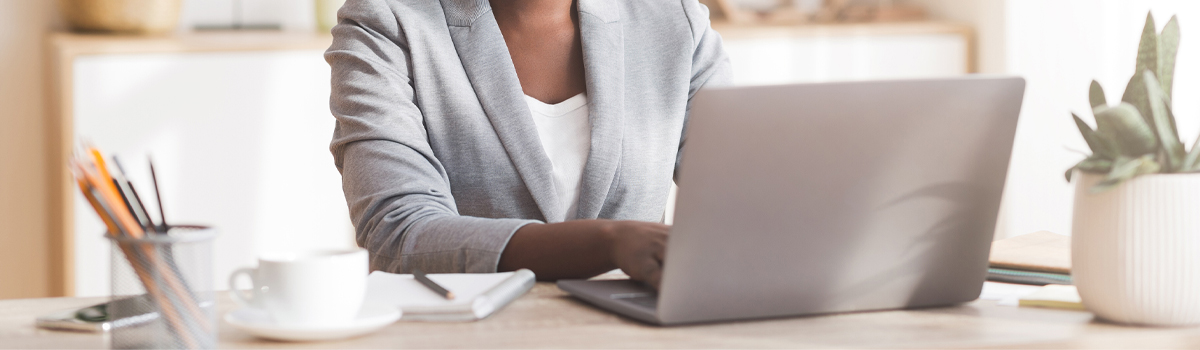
[228,248,368,327]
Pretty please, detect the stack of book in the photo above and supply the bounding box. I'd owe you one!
[987,231,1072,285]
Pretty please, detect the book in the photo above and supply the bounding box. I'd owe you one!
[989,230,1070,274]
[363,269,535,322]
[987,231,1072,285]
[987,268,1071,285]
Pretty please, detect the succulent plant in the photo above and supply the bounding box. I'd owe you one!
[1067,13,1197,192]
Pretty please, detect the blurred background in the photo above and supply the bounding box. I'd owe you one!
[0,0,1197,300]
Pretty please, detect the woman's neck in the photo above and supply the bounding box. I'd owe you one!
[489,0,576,27]
[489,0,586,103]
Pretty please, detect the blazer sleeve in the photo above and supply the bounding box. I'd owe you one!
[325,0,538,274]
[677,0,734,181]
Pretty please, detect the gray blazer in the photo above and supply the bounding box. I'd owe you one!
[325,0,732,274]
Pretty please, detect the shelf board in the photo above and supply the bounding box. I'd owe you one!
[712,21,973,40]
[49,31,333,57]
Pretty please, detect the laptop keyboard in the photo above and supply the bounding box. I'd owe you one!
[610,292,658,310]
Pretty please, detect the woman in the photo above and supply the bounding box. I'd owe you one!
[325,0,731,288]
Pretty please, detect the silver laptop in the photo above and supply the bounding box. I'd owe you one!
[558,76,1026,325]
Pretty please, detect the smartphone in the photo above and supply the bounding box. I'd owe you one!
[36,296,158,333]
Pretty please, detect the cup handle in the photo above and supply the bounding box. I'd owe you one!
[228,267,259,308]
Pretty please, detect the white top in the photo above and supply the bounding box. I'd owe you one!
[524,93,591,222]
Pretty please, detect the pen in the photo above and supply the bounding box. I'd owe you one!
[149,158,169,232]
[413,269,455,300]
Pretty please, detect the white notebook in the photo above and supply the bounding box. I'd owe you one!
[363,269,535,321]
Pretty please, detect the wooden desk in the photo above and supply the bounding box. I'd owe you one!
[4,282,1200,349]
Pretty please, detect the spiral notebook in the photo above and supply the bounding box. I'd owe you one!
[363,269,535,321]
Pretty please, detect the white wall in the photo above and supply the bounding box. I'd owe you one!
[0,0,61,299]
[913,0,1200,239]
[1002,1,1200,238]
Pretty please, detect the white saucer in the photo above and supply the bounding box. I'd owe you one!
[224,305,401,342]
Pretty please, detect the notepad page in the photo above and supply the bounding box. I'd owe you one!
[364,271,514,310]
[1018,284,1084,310]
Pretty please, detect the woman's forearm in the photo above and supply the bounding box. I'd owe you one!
[497,220,617,280]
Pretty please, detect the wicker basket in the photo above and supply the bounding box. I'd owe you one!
[59,0,182,34]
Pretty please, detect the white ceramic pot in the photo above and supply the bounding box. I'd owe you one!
[1072,172,1200,326]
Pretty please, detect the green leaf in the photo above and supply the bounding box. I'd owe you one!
[1089,81,1108,109]
[1091,155,1160,193]
[1136,13,1159,82]
[1089,80,1107,108]
[1185,110,1200,171]
[1183,134,1200,171]
[1094,103,1157,157]
[1066,156,1112,182]
[1072,113,1116,158]
[1078,157,1114,173]
[1159,15,1180,99]
[1166,102,1183,160]
[1123,70,1154,130]
[1143,72,1184,171]
[1123,13,1160,129]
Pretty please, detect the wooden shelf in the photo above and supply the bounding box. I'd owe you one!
[711,20,973,40]
[49,31,333,57]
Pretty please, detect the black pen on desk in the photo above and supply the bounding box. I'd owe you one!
[413,269,455,300]
[149,158,169,233]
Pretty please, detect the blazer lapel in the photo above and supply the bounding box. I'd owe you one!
[574,0,624,219]
[441,0,559,221]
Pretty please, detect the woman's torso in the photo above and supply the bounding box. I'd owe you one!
[353,0,719,223]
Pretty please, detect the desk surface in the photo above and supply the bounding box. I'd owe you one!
[6,283,1200,349]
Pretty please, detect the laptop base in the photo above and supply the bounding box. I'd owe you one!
[557,279,661,325]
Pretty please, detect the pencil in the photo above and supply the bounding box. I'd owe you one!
[413,269,455,300]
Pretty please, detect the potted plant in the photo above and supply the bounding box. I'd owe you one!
[1067,13,1200,326]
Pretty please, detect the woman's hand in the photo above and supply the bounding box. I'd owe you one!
[602,221,669,289]
[497,219,669,288]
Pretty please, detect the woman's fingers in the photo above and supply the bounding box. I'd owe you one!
[607,220,670,289]
[638,232,667,289]
[649,234,666,288]
[644,263,664,290]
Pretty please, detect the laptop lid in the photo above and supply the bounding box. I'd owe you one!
[657,77,1025,325]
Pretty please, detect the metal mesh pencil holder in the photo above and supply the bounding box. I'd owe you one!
[108,225,217,349]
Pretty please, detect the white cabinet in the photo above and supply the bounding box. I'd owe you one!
[51,33,355,297]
